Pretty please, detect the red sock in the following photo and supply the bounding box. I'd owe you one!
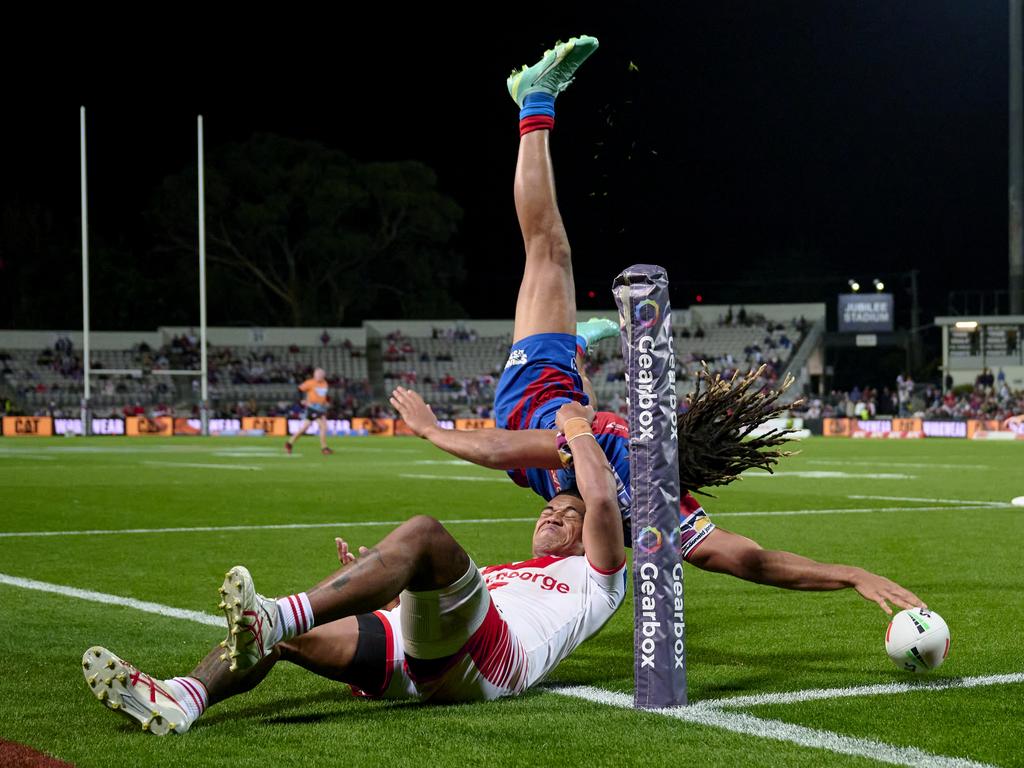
[520,115,555,137]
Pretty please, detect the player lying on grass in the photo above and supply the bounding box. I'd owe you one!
[390,35,922,617]
[83,400,627,735]
[285,367,334,455]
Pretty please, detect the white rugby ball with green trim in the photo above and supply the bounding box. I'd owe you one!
[885,607,950,673]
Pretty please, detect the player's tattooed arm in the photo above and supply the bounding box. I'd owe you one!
[389,386,562,470]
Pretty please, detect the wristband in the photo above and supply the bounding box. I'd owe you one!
[562,417,592,442]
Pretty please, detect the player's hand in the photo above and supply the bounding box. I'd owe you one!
[554,401,595,433]
[851,570,926,615]
[336,538,399,608]
[336,537,365,565]
[390,386,438,436]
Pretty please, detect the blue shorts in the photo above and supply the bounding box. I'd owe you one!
[493,333,587,432]
[305,404,328,420]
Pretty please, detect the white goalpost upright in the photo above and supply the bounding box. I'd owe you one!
[80,106,91,435]
[77,110,212,436]
[198,115,210,436]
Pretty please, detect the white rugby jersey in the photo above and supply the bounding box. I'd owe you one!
[481,554,627,688]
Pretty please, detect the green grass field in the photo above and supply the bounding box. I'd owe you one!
[0,436,1022,767]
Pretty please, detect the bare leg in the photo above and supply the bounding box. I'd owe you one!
[304,516,471,625]
[288,419,312,446]
[512,130,576,343]
[188,618,362,708]
[317,415,328,449]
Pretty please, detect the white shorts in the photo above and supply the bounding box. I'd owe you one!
[367,563,529,703]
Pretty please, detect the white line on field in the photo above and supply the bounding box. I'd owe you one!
[0,516,538,538]
[696,673,1024,709]
[0,573,222,627]
[0,572,1013,767]
[711,505,996,518]
[810,460,992,471]
[743,471,918,480]
[847,495,1004,507]
[0,506,991,540]
[550,685,998,768]
[399,473,510,483]
[142,461,262,471]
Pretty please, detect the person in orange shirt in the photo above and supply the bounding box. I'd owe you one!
[285,368,333,455]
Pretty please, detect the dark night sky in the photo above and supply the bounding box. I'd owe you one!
[0,2,1011,329]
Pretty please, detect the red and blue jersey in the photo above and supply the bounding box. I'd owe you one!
[494,333,716,560]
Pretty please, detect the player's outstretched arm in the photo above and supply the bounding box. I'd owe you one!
[688,528,925,615]
[554,402,624,572]
[390,386,562,470]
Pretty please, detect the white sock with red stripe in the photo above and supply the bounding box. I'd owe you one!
[165,676,208,724]
[276,592,315,641]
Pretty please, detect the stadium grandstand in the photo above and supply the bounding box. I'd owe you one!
[0,305,821,424]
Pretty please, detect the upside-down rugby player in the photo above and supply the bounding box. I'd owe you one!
[83,401,627,734]
[391,35,924,616]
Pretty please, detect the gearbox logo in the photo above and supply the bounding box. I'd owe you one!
[637,525,663,553]
[634,299,660,330]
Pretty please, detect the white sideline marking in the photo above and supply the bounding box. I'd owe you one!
[698,673,1024,709]
[550,685,998,768]
[0,573,1011,767]
[0,453,55,460]
[744,471,917,480]
[400,473,509,483]
[810,460,992,471]
[0,506,982,540]
[0,516,537,539]
[712,505,982,518]
[142,461,262,471]
[0,573,222,628]
[847,495,1005,507]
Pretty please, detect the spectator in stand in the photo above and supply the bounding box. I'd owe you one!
[320,330,331,347]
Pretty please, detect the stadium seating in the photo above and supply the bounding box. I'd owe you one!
[0,319,806,419]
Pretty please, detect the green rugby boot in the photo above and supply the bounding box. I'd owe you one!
[576,317,619,349]
[507,35,600,107]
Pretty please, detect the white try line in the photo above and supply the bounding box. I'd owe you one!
[0,516,539,539]
[847,495,1006,507]
[550,685,1000,768]
[142,461,263,471]
[695,673,1024,709]
[0,571,1015,768]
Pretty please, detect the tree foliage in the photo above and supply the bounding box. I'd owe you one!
[149,134,465,326]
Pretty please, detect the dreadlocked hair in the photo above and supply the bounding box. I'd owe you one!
[677,363,803,495]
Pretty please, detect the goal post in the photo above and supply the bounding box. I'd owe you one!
[613,264,688,709]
